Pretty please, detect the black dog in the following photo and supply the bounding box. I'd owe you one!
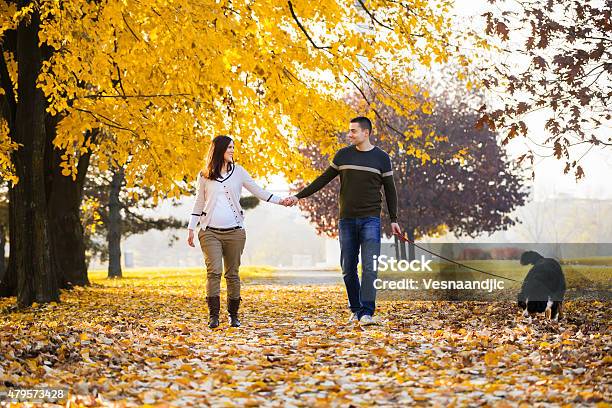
[517,251,566,320]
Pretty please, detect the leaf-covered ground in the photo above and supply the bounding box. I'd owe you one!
[0,269,610,407]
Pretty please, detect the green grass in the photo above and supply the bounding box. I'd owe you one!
[87,266,277,289]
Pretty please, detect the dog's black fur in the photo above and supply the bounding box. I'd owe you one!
[517,251,566,320]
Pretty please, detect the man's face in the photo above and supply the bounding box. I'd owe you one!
[348,122,369,145]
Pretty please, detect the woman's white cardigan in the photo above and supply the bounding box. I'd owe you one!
[188,163,281,230]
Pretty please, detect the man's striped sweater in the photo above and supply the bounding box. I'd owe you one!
[295,144,398,222]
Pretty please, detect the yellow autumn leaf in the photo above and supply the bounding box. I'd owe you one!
[26,358,38,372]
[484,350,500,366]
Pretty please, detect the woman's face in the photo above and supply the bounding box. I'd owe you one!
[224,141,234,163]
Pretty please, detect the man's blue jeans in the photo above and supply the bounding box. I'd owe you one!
[338,216,381,318]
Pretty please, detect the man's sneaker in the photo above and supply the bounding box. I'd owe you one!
[359,315,377,326]
[348,312,359,323]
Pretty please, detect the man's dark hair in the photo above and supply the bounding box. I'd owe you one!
[350,116,373,136]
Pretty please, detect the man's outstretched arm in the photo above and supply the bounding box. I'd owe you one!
[294,163,339,200]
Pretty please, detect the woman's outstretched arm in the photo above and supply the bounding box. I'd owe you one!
[239,165,282,204]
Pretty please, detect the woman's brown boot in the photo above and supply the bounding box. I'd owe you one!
[227,297,241,327]
[207,296,220,328]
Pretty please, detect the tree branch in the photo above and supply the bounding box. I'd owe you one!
[122,13,139,40]
[342,73,406,140]
[79,93,192,99]
[358,0,393,30]
[287,1,332,50]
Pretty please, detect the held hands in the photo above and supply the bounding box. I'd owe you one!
[280,196,299,207]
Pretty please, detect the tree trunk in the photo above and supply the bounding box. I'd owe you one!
[393,235,400,260]
[46,121,94,288]
[0,187,16,298]
[407,227,416,261]
[0,222,11,297]
[107,166,124,278]
[0,20,16,299]
[11,7,58,306]
[0,224,5,279]
[399,235,407,260]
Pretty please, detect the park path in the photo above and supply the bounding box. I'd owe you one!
[244,269,341,286]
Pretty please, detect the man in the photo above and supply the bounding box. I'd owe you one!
[284,117,400,325]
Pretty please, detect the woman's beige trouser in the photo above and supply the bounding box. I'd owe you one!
[198,227,246,298]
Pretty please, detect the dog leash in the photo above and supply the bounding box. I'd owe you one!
[393,232,521,283]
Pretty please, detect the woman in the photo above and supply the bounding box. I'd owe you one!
[187,135,287,328]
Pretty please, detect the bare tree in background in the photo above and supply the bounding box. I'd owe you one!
[477,0,611,180]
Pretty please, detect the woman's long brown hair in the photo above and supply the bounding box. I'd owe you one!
[201,135,233,180]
